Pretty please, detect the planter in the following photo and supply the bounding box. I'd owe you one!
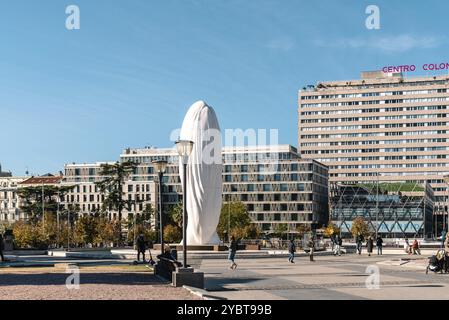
[245,244,261,250]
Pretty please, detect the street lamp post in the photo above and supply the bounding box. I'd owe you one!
[153,160,168,256]
[376,172,380,240]
[443,176,449,235]
[175,140,194,269]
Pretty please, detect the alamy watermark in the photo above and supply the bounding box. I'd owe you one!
[365,5,380,30]
[365,265,380,290]
[66,5,80,30]
[170,128,281,173]
[65,265,80,290]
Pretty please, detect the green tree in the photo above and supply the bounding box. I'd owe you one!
[12,220,48,249]
[217,202,252,240]
[17,185,74,222]
[351,217,370,238]
[296,224,312,239]
[126,204,155,244]
[168,203,183,229]
[244,224,262,240]
[164,224,182,243]
[95,161,137,222]
[73,215,98,247]
[95,217,115,247]
[273,223,288,239]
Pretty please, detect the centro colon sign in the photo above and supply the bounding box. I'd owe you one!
[383,63,449,73]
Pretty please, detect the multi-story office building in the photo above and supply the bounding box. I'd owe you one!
[298,71,449,222]
[62,145,329,233]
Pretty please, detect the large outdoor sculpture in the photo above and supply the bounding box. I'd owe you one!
[179,101,222,245]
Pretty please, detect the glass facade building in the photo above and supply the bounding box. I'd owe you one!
[330,182,434,238]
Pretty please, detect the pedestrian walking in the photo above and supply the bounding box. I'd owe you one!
[404,238,411,254]
[308,237,315,262]
[441,230,447,249]
[330,234,336,252]
[376,235,383,255]
[356,234,364,255]
[334,235,342,256]
[0,233,4,262]
[445,233,449,253]
[136,233,146,262]
[412,239,421,255]
[228,236,238,270]
[288,239,296,263]
[366,236,374,257]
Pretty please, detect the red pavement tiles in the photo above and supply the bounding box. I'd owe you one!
[0,271,201,300]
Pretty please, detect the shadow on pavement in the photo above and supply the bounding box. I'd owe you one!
[205,277,267,291]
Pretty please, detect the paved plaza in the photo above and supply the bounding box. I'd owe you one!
[0,257,200,300]
[1,251,448,300]
[197,252,449,300]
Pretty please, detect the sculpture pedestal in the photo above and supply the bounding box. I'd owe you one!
[172,267,204,289]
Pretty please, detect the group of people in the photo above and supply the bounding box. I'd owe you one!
[354,234,383,256]
[403,238,421,255]
[287,237,316,263]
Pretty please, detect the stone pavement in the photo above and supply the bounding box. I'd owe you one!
[0,262,200,300]
[196,253,449,300]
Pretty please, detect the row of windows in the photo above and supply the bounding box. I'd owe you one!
[301,139,447,147]
[301,113,447,123]
[333,172,448,177]
[302,147,448,155]
[301,97,449,108]
[301,122,448,131]
[301,130,447,140]
[315,155,448,162]
[301,89,447,100]
[330,163,449,170]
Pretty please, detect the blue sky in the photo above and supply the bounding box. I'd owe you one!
[1,0,449,175]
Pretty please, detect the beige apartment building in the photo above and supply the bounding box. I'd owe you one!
[298,71,449,215]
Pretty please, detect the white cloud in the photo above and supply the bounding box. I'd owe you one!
[266,36,295,51]
[315,34,444,53]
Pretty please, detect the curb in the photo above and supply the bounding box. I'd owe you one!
[183,285,227,300]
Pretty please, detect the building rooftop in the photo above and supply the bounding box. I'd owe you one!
[300,71,449,93]
[19,175,64,185]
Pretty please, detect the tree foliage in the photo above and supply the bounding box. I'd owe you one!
[17,185,74,222]
[168,203,183,229]
[351,217,370,238]
[164,224,182,243]
[323,223,340,238]
[217,202,253,240]
[296,224,312,238]
[273,223,288,239]
[95,161,137,221]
